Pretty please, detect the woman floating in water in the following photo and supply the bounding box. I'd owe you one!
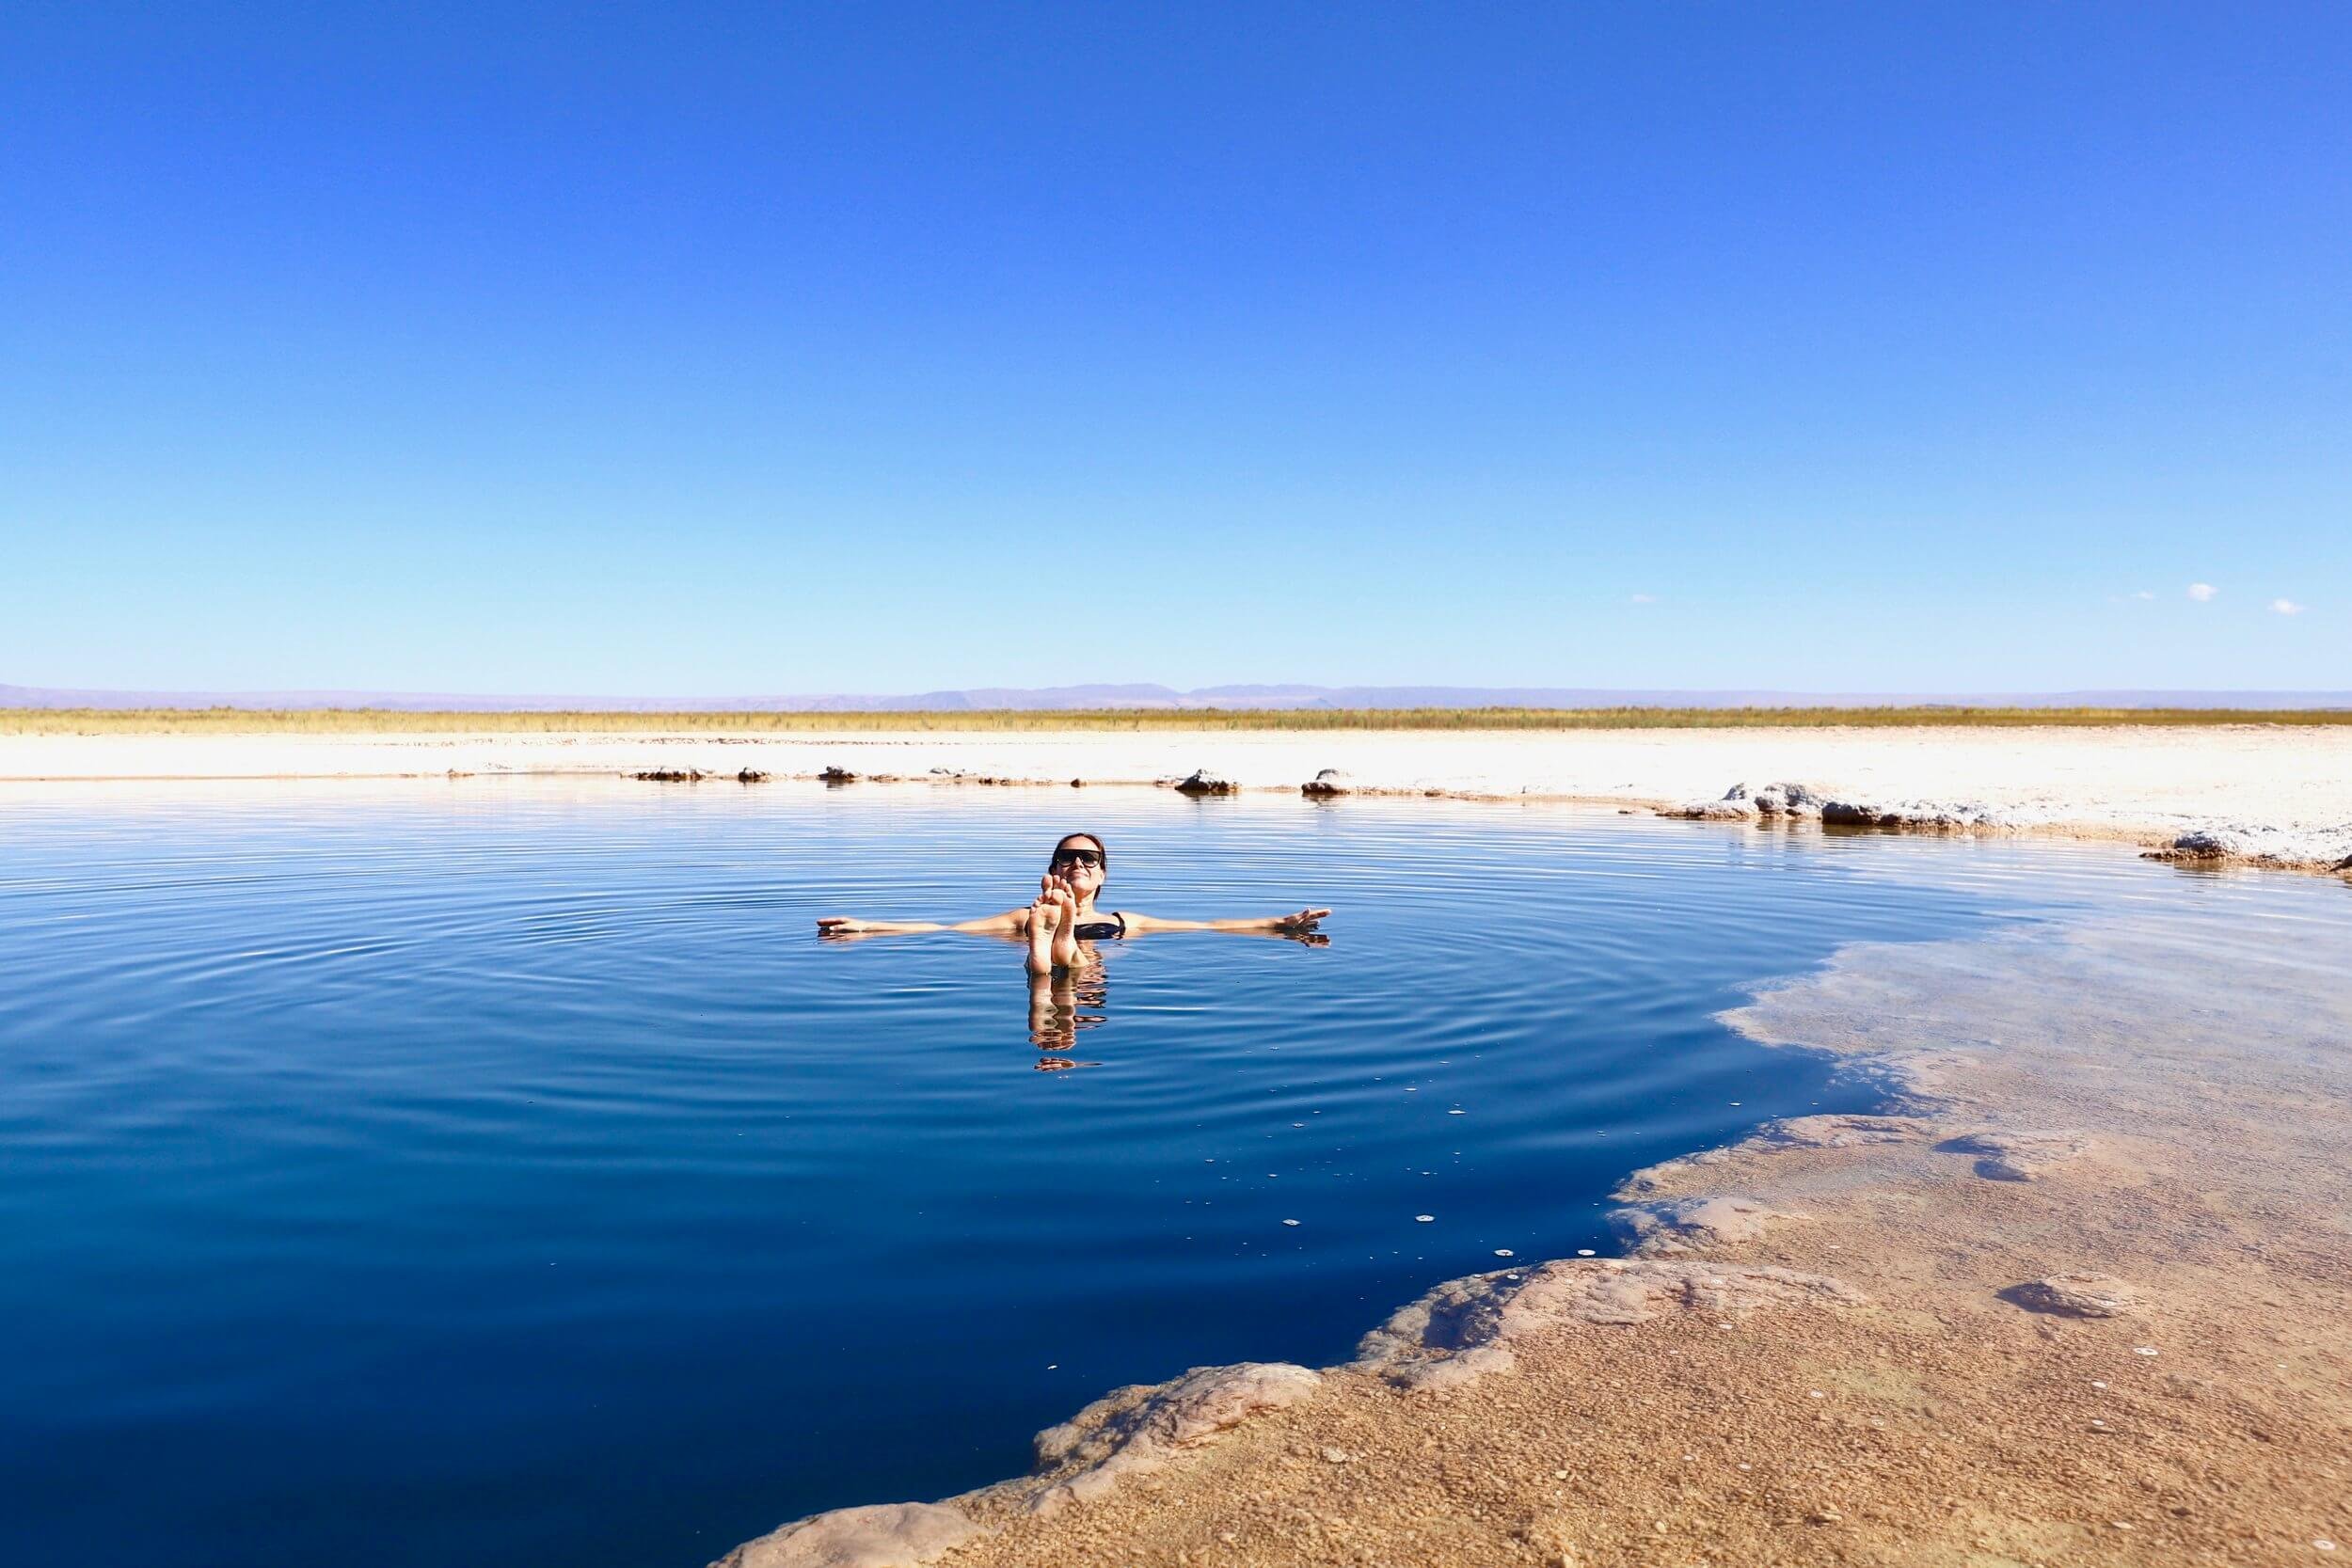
[815,832,1331,974]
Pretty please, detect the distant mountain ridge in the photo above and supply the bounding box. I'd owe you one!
[5,682,2349,712]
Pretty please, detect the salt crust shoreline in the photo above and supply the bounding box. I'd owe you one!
[5,726,2350,875]
[713,898,2352,1568]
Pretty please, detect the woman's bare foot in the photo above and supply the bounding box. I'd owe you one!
[1047,885,1082,968]
[1026,890,1063,973]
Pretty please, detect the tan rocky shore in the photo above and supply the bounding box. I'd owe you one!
[5,725,2350,876]
[715,887,2352,1568]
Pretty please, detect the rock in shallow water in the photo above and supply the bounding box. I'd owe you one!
[1943,1128,2095,1181]
[1617,1115,1931,1196]
[708,1501,983,1568]
[1607,1196,1809,1255]
[1665,791,1760,821]
[1354,1259,1864,1392]
[1820,797,2010,831]
[1017,1361,1323,1514]
[2146,824,2352,871]
[1174,768,1240,796]
[1749,1113,1931,1150]
[709,1364,1325,1559]
[1660,781,1830,820]
[1749,781,1828,817]
[2003,1273,2151,1318]
[1661,781,2018,831]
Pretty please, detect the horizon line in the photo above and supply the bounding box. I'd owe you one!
[7,680,2352,715]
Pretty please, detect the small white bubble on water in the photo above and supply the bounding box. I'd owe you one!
[1416,1214,1434,1223]
[1576,1248,1596,1257]
[1494,1248,1514,1258]
[1281,1219,1299,1227]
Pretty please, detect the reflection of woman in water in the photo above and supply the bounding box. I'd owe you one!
[815,832,1331,975]
[1027,963,1107,1068]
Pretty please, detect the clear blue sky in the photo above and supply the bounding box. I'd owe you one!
[3,2,2344,695]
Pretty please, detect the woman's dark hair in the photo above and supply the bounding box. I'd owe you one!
[1051,832,1107,870]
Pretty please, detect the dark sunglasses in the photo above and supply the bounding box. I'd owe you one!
[1051,847,1104,868]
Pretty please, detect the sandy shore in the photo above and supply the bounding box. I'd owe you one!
[5,725,2350,871]
[715,880,2352,1568]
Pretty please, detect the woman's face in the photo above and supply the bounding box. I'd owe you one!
[1049,835,1106,899]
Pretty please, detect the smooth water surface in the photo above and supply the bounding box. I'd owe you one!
[0,781,2154,1565]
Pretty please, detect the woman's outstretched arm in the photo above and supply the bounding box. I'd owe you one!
[817,908,1029,939]
[1121,908,1332,936]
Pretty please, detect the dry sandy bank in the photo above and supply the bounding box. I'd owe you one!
[5,725,2350,871]
[716,878,2352,1568]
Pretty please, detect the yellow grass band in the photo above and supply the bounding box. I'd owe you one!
[7,705,2349,736]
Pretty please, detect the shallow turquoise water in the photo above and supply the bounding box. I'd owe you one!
[0,780,2140,1565]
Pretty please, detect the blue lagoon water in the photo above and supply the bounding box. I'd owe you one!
[0,781,2133,1565]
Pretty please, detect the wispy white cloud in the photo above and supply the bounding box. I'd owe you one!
[2271,598,2305,616]
[1629,593,1658,605]
[2187,582,2218,602]
[2131,590,2154,601]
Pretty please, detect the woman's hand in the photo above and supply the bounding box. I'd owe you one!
[1272,908,1332,933]
[816,916,869,938]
